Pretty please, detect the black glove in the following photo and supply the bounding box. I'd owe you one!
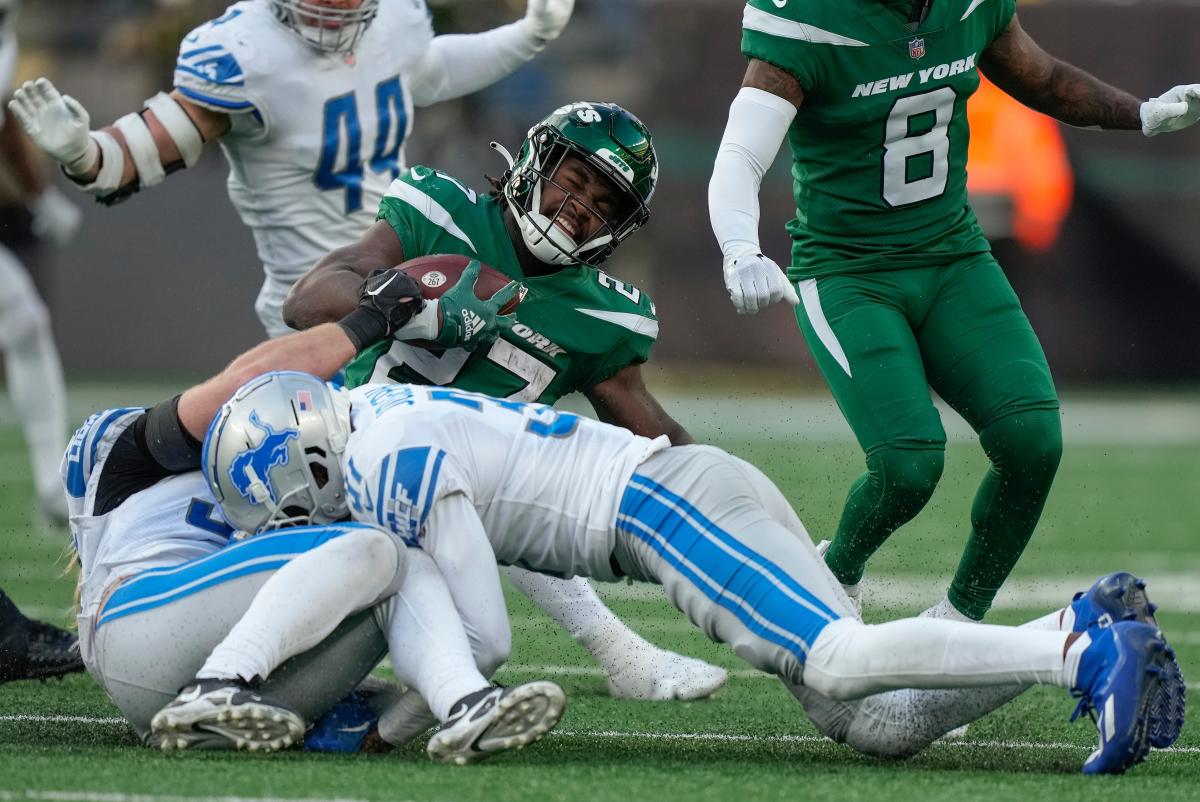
[337,268,425,353]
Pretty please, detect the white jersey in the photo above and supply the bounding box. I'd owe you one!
[173,0,433,335]
[62,408,232,622]
[344,384,670,580]
[0,0,20,118]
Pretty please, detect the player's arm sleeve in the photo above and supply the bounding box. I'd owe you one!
[87,397,202,516]
[407,25,544,107]
[173,23,260,118]
[344,445,451,546]
[709,87,795,264]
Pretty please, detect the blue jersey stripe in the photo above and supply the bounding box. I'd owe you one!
[175,84,253,110]
[418,449,445,528]
[174,64,245,87]
[628,474,842,621]
[96,525,368,629]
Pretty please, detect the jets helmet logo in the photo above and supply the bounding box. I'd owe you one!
[229,411,299,506]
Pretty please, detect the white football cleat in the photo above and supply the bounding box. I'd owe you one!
[605,648,728,701]
[426,680,566,765]
[150,678,305,752]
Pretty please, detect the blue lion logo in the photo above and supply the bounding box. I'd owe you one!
[228,411,299,505]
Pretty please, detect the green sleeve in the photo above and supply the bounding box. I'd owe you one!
[741,0,822,90]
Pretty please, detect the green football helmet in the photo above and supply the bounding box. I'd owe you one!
[494,102,658,267]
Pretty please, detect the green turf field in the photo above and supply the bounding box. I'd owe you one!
[1,385,1197,801]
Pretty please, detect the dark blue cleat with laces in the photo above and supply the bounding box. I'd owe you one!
[1070,572,1186,748]
[1072,620,1171,775]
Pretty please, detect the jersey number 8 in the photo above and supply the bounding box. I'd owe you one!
[315,76,407,215]
[881,86,956,207]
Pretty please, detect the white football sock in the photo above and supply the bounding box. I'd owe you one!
[0,246,66,515]
[1023,607,1070,631]
[376,687,439,747]
[795,609,1079,756]
[803,616,1072,700]
[382,550,489,721]
[199,530,404,682]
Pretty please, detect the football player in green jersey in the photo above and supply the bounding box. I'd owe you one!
[283,102,728,741]
[708,0,1200,622]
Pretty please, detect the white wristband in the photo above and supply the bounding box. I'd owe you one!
[114,111,166,187]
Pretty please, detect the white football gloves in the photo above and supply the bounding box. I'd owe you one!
[524,0,574,42]
[28,187,82,246]
[1140,84,1200,137]
[722,252,799,315]
[9,78,97,175]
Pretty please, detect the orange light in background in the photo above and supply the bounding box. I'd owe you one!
[967,76,1074,252]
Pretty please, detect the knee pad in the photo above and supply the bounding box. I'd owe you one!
[867,447,945,510]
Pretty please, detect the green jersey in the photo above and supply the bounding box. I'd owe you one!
[741,0,1015,279]
[342,166,659,402]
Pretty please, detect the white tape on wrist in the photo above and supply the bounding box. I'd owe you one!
[144,92,205,167]
[78,131,125,196]
[114,111,166,187]
[393,300,441,341]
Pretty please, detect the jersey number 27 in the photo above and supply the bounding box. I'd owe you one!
[315,76,407,215]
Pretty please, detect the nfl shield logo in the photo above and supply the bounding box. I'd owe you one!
[908,37,926,59]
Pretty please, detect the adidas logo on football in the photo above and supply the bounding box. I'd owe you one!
[461,310,485,340]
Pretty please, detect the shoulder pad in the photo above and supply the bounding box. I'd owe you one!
[173,5,257,114]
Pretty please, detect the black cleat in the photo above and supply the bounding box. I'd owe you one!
[0,591,84,683]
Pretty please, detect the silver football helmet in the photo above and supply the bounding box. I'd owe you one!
[203,371,352,534]
[270,0,380,55]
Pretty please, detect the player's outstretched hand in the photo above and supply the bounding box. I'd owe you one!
[723,252,799,314]
[9,78,97,175]
[29,186,82,246]
[434,260,523,351]
[338,268,425,353]
[1141,85,1200,136]
[524,0,574,42]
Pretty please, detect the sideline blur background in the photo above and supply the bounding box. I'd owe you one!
[11,0,1200,382]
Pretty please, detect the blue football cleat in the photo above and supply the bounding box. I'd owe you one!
[1072,621,1171,775]
[304,691,378,753]
[1070,572,1186,748]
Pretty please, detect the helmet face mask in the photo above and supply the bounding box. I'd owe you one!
[203,371,352,535]
[270,0,380,54]
[501,102,658,267]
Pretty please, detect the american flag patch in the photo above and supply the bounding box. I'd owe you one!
[296,390,313,412]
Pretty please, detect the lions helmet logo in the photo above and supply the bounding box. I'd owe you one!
[228,411,299,506]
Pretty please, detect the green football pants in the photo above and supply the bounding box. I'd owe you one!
[795,254,1062,620]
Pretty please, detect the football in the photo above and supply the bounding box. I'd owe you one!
[395,254,523,350]
[398,254,522,315]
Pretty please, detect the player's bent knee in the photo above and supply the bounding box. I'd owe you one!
[870,447,944,507]
[333,527,409,600]
[981,409,1063,478]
